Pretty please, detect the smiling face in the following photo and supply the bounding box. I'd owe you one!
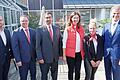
[45,12,52,25]
[111,6,120,22]
[89,22,97,36]
[71,14,80,26]
[20,15,29,28]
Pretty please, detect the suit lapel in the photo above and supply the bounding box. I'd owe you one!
[45,26,53,42]
[21,29,30,44]
[89,40,96,54]
[112,22,120,38]
[0,29,8,46]
[4,29,8,46]
[108,23,112,37]
[52,25,56,42]
[29,29,32,42]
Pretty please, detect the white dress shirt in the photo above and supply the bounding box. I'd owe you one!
[0,28,6,45]
[47,25,53,36]
[92,36,98,53]
[22,27,30,38]
[62,29,81,52]
[111,21,118,35]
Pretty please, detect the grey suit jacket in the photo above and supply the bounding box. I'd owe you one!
[36,25,63,63]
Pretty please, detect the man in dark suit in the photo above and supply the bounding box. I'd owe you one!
[0,16,13,80]
[12,15,36,80]
[102,5,120,80]
[36,12,63,80]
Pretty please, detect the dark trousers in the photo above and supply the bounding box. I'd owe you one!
[84,58,98,80]
[40,61,58,80]
[66,52,82,80]
[104,54,112,80]
[19,60,36,80]
[104,54,120,80]
[0,57,10,80]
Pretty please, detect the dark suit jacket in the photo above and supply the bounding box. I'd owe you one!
[12,27,36,63]
[102,20,120,59]
[83,34,103,61]
[0,29,13,65]
[36,25,63,63]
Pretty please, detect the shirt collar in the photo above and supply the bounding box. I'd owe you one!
[112,20,119,26]
[0,26,4,33]
[46,25,52,29]
[21,26,29,31]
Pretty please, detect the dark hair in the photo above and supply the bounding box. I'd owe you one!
[45,12,53,17]
[68,11,81,28]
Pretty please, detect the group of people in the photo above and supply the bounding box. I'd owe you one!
[0,5,120,80]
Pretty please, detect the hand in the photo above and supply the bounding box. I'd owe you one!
[90,60,96,67]
[63,56,67,64]
[38,59,44,64]
[95,61,101,67]
[59,56,63,60]
[16,61,22,67]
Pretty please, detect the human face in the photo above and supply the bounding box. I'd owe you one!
[111,8,120,22]
[0,16,4,28]
[45,13,52,25]
[20,16,29,28]
[89,23,96,36]
[71,14,80,26]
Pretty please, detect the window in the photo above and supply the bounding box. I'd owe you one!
[11,10,16,24]
[3,7,11,25]
[105,8,110,18]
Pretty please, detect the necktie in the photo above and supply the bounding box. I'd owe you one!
[48,26,53,41]
[25,29,30,43]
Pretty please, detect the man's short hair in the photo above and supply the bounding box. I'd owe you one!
[111,5,120,11]
[45,12,52,16]
[20,15,29,19]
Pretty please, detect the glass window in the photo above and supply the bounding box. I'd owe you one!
[3,7,11,25]
[54,10,65,30]
[0,6,3,16]
[105,8,110,18]
[17,11,20,23]
[11,10,16,24]
[91,9,95,19]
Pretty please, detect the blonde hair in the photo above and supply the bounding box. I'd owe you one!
[111,5,120,11]
[89,18,97,27]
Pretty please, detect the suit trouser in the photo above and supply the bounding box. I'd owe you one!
[0,56,10,80]
[84,58,98,80]
[104,54,120,80]
[40,61,58,80]
[66,52,82,80]
[19,60,36,80]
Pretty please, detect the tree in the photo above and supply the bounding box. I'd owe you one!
[28,13,40,29]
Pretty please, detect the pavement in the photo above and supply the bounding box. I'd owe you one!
[8,60,105,80]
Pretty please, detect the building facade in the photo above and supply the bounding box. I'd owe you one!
[0,0,27,33]
[27,0,120,30]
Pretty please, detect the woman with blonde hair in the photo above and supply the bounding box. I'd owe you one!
[83,19,103,80]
